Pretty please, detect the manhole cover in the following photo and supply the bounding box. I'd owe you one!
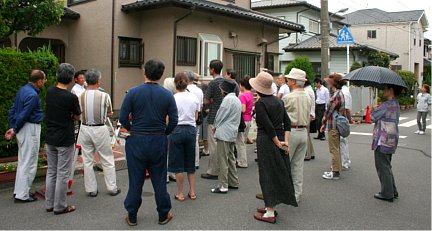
[142,191,154,197]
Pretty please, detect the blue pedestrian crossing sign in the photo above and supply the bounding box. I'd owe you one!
[337,25,354,44]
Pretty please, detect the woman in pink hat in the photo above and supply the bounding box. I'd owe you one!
[249,72,297,224]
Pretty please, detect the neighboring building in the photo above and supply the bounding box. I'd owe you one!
[283,34,399,77]
[6,0,304,109]
[343,8,429,85]
[251,0,347,73]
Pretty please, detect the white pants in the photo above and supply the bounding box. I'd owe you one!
[244,121,251,141]
[78,125,117,193]
[340,137,351,168]
[288,129,307,202]
[14,123,41,200]
[236,131,247,167]
[206,124,219,176]
[195,127,200,167]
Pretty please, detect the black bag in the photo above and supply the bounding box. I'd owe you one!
[238,113,246,132]
[196,111,203,125]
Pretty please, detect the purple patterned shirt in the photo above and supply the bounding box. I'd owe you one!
[371,99,400,154]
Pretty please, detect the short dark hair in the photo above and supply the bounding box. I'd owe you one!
[29,70,45,83]
[304,77,311,87]
[85,69,101,85]
[226,68,237,80]
[174,72,188,91]
[423,84,430,92]
[145,59,165,81]
[74,70,86,79]
[239,76,252,90]
[314,78,322,84]
[209,59,223,74]
[56,63,75,84]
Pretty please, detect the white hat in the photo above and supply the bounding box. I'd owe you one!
[285,68,307,82]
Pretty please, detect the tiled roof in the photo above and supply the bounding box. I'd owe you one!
[283,34,399,58]
[251,0,344,19]
[121,0,304,32]
[63,7,80,19]
[342,8,424,25]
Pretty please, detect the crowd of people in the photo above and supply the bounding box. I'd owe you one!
[4,58,430,225]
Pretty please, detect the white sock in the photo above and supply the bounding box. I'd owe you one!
[263,210,275,218]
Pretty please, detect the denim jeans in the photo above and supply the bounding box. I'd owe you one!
[168,125,196,173]
[124,135,171,222]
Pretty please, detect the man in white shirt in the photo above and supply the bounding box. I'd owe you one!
[185,71,204,170]
[340,83,353,169]
[277,74,290,98]
[71,70,86,98]
[314,78,330,140]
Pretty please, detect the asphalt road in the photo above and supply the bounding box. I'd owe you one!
[0,110,430,230]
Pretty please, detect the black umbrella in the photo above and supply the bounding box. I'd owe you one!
[343,66,407,89]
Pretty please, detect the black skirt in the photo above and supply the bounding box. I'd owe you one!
[257,132,298,208]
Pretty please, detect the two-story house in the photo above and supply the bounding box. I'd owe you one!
[343,8,429,85]
[5,0,304,109]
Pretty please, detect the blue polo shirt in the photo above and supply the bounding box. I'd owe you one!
[8,83,43,133]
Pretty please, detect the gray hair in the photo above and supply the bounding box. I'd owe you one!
[184,71,196,83]
[56,63,75,84]
[295,80,305,87]
[85,69,102,85]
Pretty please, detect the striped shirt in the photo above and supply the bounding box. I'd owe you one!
[79,89,112,125]
[205,75,224,124]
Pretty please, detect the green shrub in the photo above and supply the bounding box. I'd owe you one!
[397,70,416,97]
[424,65,431,87]
[350,61,362,72]
[284,56,316,82]
[0,47,58,157]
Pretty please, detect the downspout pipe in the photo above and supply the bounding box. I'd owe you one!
[172,7,195,77]
[110,0,116,107]
[296,8,311,43]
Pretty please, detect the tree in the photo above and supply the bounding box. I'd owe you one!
[350,61,362,72]
[284,56,316,82]
[367,51,390,68]
[424,65,431,86]
[0,0,64,42]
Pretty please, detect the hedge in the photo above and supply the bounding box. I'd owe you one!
[284,56,316,82]
[0,47,58,157]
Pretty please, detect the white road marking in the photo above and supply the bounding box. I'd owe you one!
[399,117,408,121]
[399,119,430,128]
[350,131,407,139]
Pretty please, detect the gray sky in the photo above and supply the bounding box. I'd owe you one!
[307,0,432,38]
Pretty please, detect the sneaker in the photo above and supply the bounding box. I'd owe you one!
[342,165,350,170]
[419,131,425,135]
[322,171,340,180]
[414,130,420,134]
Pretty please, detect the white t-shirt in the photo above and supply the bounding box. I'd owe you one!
[341,85,352,110]
[174,92,200,127]
[187,84,203,111]
[271,82,278,96]
[71,83,86,98]
[304,85,316,118]
[278,84,290,97]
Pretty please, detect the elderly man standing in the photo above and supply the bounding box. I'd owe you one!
[77,69,120,197]
[120,59,178,226]
[201,59,225,180]
[282,68,311,203]
[5,70,45,203]
[45,63,81,214]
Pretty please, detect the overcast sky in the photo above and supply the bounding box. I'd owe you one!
[307,0,432,38]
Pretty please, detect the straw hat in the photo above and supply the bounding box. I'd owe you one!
[285,68,307,82]
[249,72,274,95]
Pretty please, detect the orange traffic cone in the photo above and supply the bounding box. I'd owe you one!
[365,105,372,124]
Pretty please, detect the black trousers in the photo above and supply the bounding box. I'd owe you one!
[315,104,326,138]
[374,148,398,199]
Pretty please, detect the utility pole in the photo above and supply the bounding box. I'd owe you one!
[320,0,330,78]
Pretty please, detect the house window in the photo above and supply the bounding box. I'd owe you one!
[309,19,320,34]
[265,53,275,72]
[391,65,402,71]
[233,54,257,78]
[67,0,93,6]
[119,37,143,68]
[367,30,376,39]
[199,34,223,78]
[176,36,197,66]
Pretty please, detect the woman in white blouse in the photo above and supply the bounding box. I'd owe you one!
[277,74,290,98]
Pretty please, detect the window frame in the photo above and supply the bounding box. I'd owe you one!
[308,19,320,34]
[367,30,377,39]
[118,36,143,68]
[233,53,258,78]
[176,36,197,66]
[198,33,223,80]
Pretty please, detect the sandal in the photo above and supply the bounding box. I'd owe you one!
[256,207,278,217]
[188,193,197,200]
[174,194,185,202]
[124,213,137,226]
[46,208,53,212]
[158,212,173,225]
[54,205,76,215]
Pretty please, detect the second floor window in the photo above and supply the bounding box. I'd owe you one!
[367,30,376,39]
[176,36,197,66]
[119,37,143,68]
[309,20,320,34]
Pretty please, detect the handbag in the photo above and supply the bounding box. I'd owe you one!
[335,92,350,138]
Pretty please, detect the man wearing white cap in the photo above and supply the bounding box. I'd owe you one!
[282,68,311,203]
